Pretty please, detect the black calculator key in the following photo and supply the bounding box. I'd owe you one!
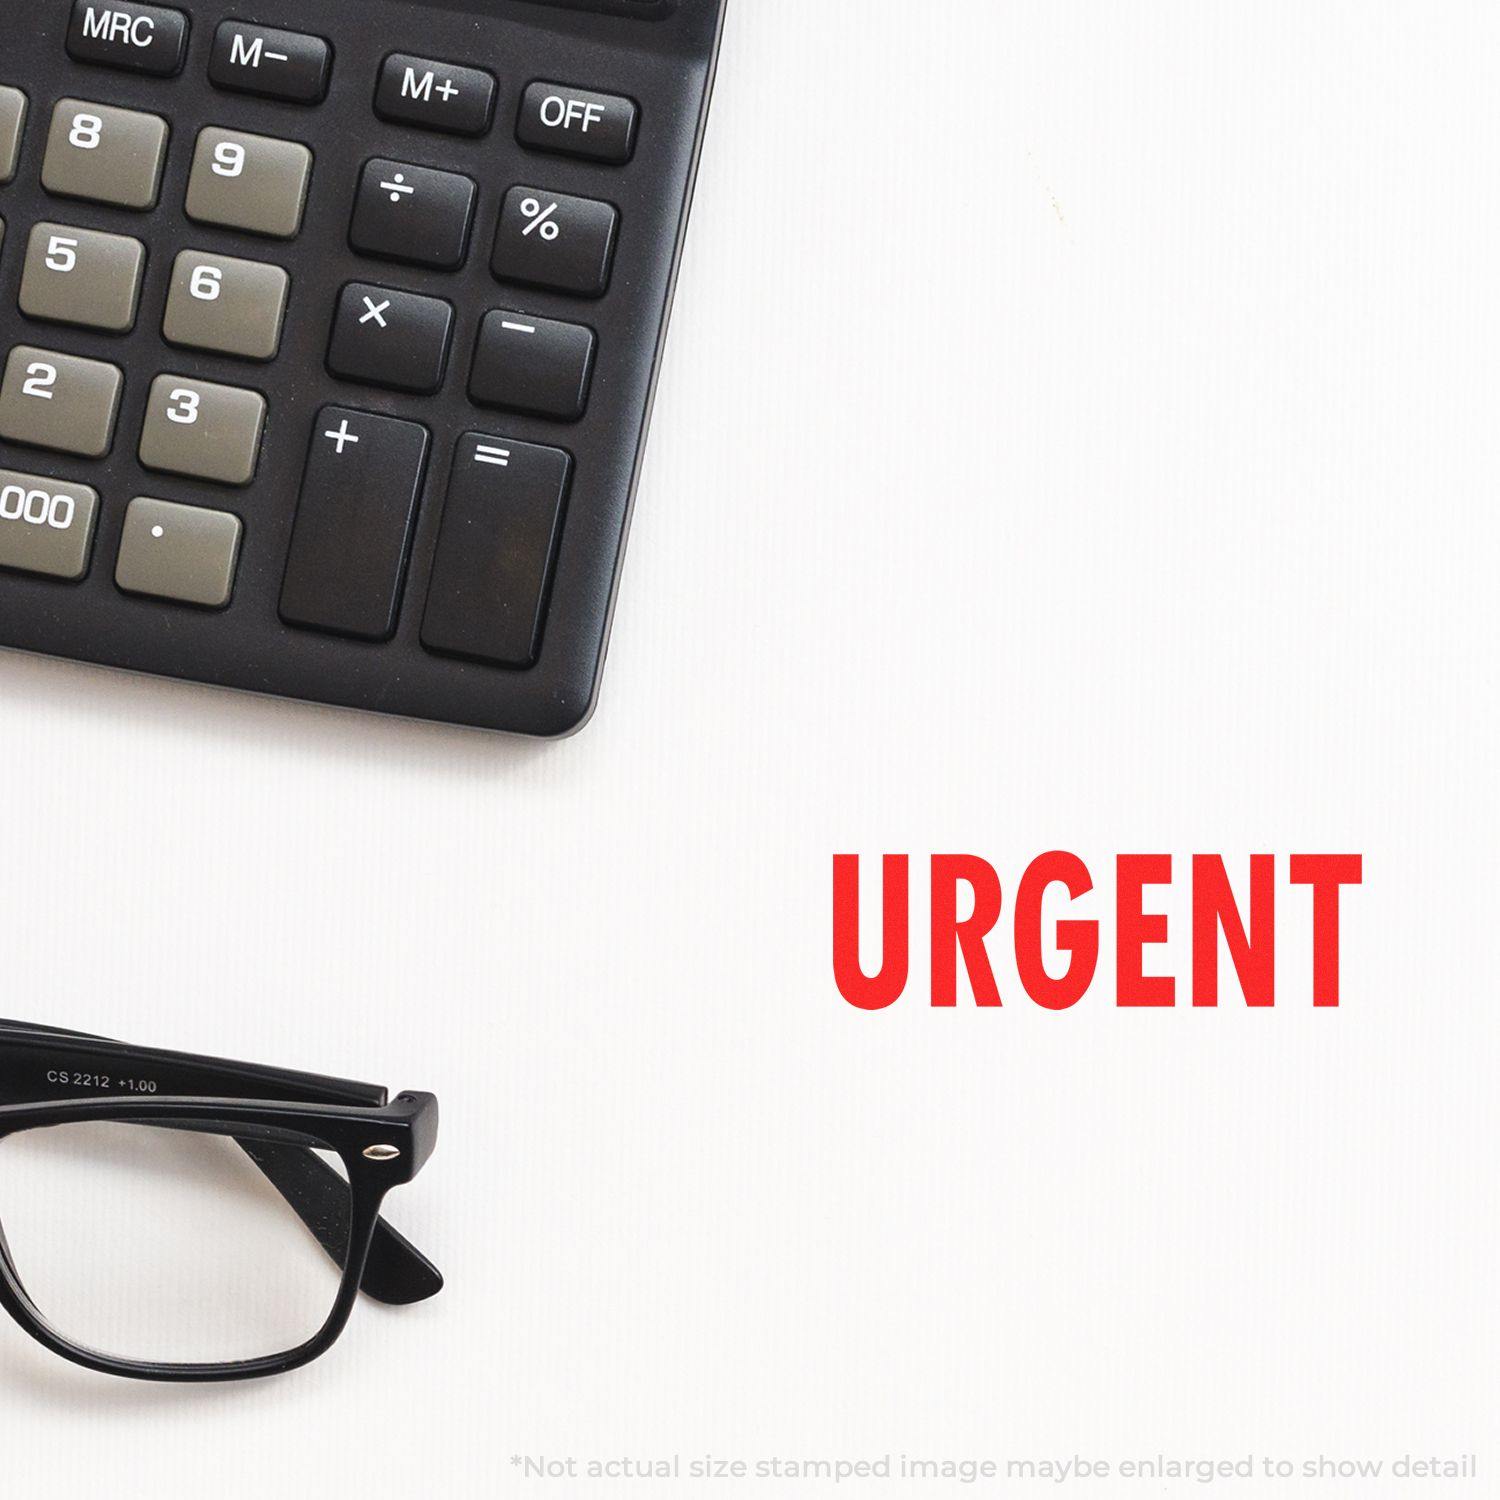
[67,2,189,78]
[492,187,618,298]
[280,408,430,641]
[327,282,453,395]
[422,435,571,668]
[350,159,476,271]
[376,54,496,138]
[517,82,638,164]
[470,310,596,422]
[210,22,332,105]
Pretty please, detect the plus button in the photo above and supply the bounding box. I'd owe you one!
[324,419,360,455]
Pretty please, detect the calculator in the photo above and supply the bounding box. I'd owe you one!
[0,0,726,735]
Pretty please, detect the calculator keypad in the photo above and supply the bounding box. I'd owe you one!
[1,0,726,735]
[184,126,310,238]
[0,470,99,581]
[20,223,147,332]
[116,496,240,608]
[0,347,123,458]
[42,100,169,209]
[162,250,288,361]
[0,89,25,184]
[138,374,265,485]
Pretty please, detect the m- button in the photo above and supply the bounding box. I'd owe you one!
[67,2,190,78]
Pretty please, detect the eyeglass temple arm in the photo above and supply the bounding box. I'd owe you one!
[0,1020,442,1307]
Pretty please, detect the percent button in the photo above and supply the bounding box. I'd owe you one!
[491,185,619,299]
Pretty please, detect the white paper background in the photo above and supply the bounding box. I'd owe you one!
[1,1,1496,1495]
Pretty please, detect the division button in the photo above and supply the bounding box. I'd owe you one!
[421,434,571,668]
[0,346,123,458]
[469,310,596,421]
[210,22,332,105]
[517,82,638,164]
[492,186,618,298]
[327,282,454,394]
[376,53,496,137]
[115,497,241,609]
[0,88,27,185]
[350,159,476,271]
[279,407,430,641]
[67,2,189,78]
[0,470,99,581]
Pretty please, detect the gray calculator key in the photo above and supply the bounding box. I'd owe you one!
[185,127,312,239]
[0,87,27,184]
[163,250,289,361]
[116,497,241,608]
[0,469,99,581]
[0,346,123,457]
[20,223,146,332]
[42,99,168,209]
[138,375,266,486]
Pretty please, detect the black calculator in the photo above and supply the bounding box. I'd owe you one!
[0,0,726,735]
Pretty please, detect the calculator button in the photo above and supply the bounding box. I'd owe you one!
[185,127,312,240]
[375,54,496,138]
[421,435,570,668]
[280,408,430,641]
[115,496,241,609]
[19,223,146,333]
[0,346,123,458]
[327,282,453,395]
[492,187,618,298]
[517,82,638,165]
[67,2,189,78]
[0,470,99,582]
[469,311,596,422]
[0,88,27,185]
[42,100,168,210]
[162,250,289,362]
[138,375,266,486]
[210,22,332,105]
[350,159,476,271]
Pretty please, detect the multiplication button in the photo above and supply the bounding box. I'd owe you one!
[328,282,453,395]
[492,187,618,298]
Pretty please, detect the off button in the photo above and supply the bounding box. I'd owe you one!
[517,82,638,165]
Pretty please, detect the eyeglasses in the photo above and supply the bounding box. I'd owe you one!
[0,1019,441,1383]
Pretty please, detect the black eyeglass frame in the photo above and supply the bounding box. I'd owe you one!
[0,1020,441,1383]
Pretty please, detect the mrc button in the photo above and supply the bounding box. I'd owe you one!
[517,82,638,164]
[67,2,189,77]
